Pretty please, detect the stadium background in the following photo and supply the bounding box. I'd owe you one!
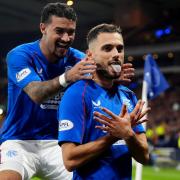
[0,0,180,179]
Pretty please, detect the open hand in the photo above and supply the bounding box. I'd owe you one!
[94,100,150,139]
[65,56,96,83]
[114,63,135,84]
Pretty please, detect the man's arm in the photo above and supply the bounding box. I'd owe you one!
[24,59,96,104]
[61,135,117,172]
[125,132,149,164]
[23,76,62,104]
[94,104,150,165]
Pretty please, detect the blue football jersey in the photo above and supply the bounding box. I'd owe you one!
[0,40,85,142]
[58,80,145,180]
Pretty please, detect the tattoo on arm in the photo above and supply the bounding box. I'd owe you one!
[24,76,64,104]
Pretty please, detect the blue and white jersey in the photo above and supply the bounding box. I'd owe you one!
[58,80,145,180]
[0,40,85,143]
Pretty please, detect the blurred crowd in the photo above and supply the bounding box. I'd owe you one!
[146,87,180,149]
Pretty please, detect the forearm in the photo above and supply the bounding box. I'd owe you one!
[125,132,149,164]
[61,135,117,171]
[24,76,64,103]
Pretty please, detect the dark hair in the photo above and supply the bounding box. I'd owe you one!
[87,23,122,45]
[40,2,77,23]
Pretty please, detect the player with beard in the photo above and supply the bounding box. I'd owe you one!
[0,2,135,180]
[58,23,150,180]
[0,3,97,180]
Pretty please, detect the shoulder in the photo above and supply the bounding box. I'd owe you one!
[118,85,135,95]
[63,80,92,99]
[68,47,85,61]
[7,41,38,59]
[6,41,39,64]
[118,85,138,105]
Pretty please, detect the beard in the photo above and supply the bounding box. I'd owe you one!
[54,40,72,58]
[96,63,121,80]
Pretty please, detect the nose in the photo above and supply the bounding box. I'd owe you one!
[112,48,120,59]
[61,32,70,42]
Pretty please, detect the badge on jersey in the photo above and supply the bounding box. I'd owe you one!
[16,68,31,82]
[59,120,74,131]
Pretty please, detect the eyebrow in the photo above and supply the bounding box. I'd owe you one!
[54,27,75,32]
[101,44,124,49]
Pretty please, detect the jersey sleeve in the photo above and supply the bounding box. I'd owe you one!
[58,83,86,145]
[7,50,41,89]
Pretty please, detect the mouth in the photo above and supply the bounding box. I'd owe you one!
[56,42,70,49]
[108,61,122,73]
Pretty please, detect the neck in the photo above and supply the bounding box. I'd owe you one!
[93,72,114,89]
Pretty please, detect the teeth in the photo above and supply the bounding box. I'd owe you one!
[111,64,121,73]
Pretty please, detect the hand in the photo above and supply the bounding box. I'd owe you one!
[129,100,151,127]
[93,100,151,139]
[94,105,134,139]
[114,63,135,85]
[65,56,96,83]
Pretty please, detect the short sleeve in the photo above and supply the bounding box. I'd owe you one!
[7,51,41,89]
[58,84,86,144]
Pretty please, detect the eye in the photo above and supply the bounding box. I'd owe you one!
[116,45,123,53]
[67,29,75,36]
[103,45,113,52]
[56,28,64,35]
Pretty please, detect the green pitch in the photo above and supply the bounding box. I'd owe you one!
[31,166,180,180]
[132,166,180,180]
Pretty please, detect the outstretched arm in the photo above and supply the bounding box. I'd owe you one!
[61,135,117,172]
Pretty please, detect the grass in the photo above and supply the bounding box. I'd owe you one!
[31,166,180,180]
[132,166,180,180]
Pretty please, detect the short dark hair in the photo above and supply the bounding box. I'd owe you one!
[87,23,122,45]
[40,2,77,23]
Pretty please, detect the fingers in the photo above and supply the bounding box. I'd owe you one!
[95,125,109,132]
[100,107,117,120]
[119,104,127,117]
[94,116,112,127]
[130,100,151,127]
[133,118,148,126]
[81,59,96,66]
[77,60,96,76]
[123,69,135,78]
[122,63,133,68]
[130,100,143,120]
[122,63,135,77]
[94,111,112,124]
[139,107,151,119]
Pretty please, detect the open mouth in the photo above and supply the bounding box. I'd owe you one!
[109,61,122,73]
[56,42,69,49]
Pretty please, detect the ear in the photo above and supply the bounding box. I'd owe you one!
[86,49,92,58]
[40,23,46,35]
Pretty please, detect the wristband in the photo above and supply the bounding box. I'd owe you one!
[59,73,69,88]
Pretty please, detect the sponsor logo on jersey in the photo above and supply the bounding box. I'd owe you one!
[40,92,64,110]
[59,120,74,131]
[16,68,31,82]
